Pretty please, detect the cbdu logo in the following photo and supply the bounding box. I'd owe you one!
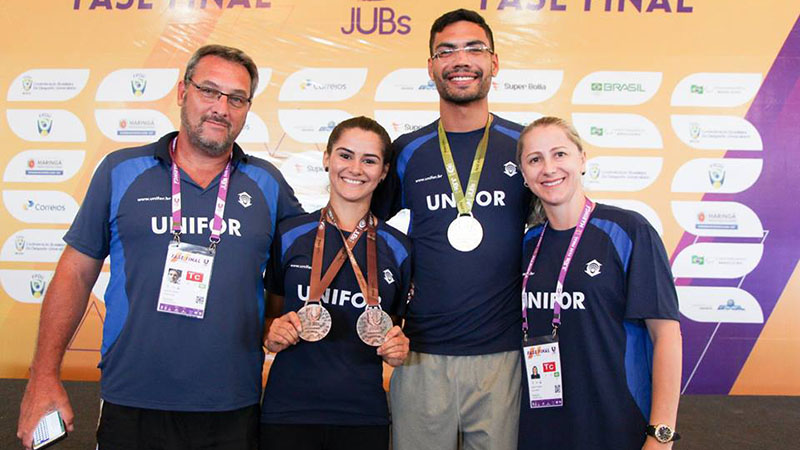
[131,73,147,96]
[341,6,411,35]
[37,114,53,137]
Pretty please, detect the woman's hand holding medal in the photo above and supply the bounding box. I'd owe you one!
[265,311,302,353]
[377,325,409,367]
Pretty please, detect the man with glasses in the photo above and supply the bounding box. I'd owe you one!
[17,44,302,449]
[372,9,531,450]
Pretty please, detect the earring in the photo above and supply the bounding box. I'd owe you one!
[324,166,329,172]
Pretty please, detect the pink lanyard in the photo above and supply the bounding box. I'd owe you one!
[170,138,232,249]
[522,198,594,342]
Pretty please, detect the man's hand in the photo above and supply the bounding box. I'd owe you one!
[377,326,409,367]
[265,311,302,353]
[17,375,74,449]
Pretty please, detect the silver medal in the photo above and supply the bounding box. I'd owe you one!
[297,303,332,342]
[447,214,483,252]
[356,306,393,346]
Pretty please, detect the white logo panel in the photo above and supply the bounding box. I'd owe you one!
[8,69,89,101]
[279,68,367,102]
[3,190,79,224]
[488,70,563,103]
[374,69,438,102]
[671,73,762,107]
[374,110,438,140]
[1,229,67,262]
[571,71,661,105]
[95,109,175,142]
[495,111,543,127]
[253,68,273,99]
[6,109,87,142]
[671,158,762,194]
[92,272,110,303]
[237,112,270,144]
[671,201,763,238]
[677,286,763,324]
[278,109,352,143]
[3,150,85,183]
[672,243,763,279]
[278,151,329,212]
[95,69,179,102]
[671,115,762,151]
[595,199,663,236]
[583,157,662,191]
[572,113,663,148]
[0,270,54,303]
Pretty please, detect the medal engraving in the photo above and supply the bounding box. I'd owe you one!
[447,214,484,252]
[297,303,332,342]
[356,306,393,346]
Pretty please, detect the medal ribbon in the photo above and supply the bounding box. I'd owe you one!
[437,115,493,215]
[521,198,594,341]
[170,138,232,248]
[328,207,380,307]
[307,206,372,303]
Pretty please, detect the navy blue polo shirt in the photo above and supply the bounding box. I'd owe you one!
[518,203,680,450]
[261,211,412,425]
[372,114,531,355]
[65,132,303,411]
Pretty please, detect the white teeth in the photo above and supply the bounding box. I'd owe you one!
[451,76,474,81]
[343,178,364,185]
[542,179,563,187]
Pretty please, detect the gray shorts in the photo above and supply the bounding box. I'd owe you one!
[390,350,521,450]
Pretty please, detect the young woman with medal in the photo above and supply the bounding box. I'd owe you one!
[260,117,412,450]
[516,117,682,450]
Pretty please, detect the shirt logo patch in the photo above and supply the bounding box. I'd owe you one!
[238,192,252,208]
[585,259,602,277]
[383,269,395,284]
[504,161,518,177]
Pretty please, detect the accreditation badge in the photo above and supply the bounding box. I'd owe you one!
[522,334,563,408]
[156,242,215,319]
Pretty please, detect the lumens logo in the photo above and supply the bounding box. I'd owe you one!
[341,6,411,35]
[37,114,53,137]
[30,274,46,299]
[419,80,436,90]
[691,84,704,94]
[691,255,705,265]
[708,163,726,189]
[591,82,645,92]
[318,121,336,132]
[718,299,744,311]
[131,73,147,96]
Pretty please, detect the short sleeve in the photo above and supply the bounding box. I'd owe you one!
[264,223,287,296]
[63,156,112,260]
[370,140,403,220]
[391,244,413,318]
[624,223,680,321]
[275,174,304,221]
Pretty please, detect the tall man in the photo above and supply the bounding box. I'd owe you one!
[17,45,303,449]
[373,9,532,450]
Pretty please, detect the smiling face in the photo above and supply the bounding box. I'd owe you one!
[519,125,587,212]
[428,21,498,106]
[177,55,252,157]
[323,127,389,207]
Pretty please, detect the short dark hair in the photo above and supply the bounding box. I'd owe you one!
[184,44,259,99]
[429,9,495,56]
[325,116,392,163]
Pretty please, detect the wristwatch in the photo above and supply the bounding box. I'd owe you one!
[646,424,681,443]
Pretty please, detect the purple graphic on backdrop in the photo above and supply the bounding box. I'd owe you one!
[676,16,800,394]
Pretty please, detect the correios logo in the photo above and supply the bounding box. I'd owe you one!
[341,5,411,35]
[300,79,347,91]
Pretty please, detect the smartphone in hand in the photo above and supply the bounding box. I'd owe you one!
[32,410,67,449]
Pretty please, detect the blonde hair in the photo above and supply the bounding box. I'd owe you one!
[516,116,585,229]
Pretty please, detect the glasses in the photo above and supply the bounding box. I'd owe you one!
[431,44,494,60]
[186,79,251,109]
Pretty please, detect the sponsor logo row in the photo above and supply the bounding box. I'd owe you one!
[8,69,760,107]
[5,109,763,154]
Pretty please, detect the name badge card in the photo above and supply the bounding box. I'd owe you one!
[523,335,563,408]
[156,242,215,319]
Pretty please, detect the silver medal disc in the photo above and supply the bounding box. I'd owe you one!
[447,214,483,252]
[297,303,332,342]
[356,306,393,346]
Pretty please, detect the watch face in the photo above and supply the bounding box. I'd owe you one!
[656,425,673,443]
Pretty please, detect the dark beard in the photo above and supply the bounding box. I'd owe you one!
[434,69,492,105]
